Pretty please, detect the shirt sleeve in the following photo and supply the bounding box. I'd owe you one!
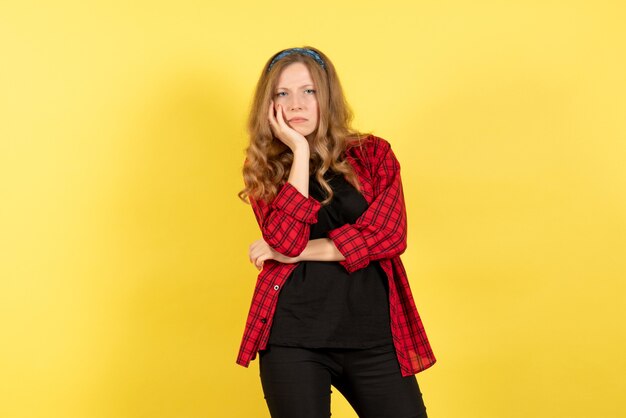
[248,180,322,257]
[327,141,408,273]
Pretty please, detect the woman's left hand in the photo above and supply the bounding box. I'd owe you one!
[249,238,299,271]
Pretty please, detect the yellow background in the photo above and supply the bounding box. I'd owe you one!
[1,1,625,417]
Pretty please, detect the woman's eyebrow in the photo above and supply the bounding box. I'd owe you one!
[276,84,314,90]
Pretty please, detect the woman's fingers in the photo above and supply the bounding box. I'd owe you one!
[275,103,287,128]
[252,253,265,270]
[268,101,279,134]
[250,252,263,271]
[268,104,275,132]
[248,240,257,264]
[249,241,259,266]
[268,100,275,124]
[249,239,267,271]
[270,103,287,135]
[267,101,307,150]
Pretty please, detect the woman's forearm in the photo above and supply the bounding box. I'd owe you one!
[288,144,311,197]
[295,238,345,262]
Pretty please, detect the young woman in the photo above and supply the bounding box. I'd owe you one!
[237,46,436,418]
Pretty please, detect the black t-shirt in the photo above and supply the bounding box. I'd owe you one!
[268,169,393,348]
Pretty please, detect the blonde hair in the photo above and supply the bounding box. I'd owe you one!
[237,46,371,206]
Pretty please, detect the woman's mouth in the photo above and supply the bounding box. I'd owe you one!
[289,118,308,123]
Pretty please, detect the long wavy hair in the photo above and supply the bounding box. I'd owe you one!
[237,46,371,206]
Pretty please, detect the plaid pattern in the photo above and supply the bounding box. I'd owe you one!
[236,135,436,376]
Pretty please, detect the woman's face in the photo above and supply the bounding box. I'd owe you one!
[273,62,319,140]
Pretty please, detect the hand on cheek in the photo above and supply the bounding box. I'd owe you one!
[276,103,285,120]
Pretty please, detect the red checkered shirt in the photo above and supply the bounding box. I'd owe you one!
[236,135,436,376]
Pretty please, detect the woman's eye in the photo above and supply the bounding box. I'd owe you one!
[276,91,287,97]
[305,89,316,94]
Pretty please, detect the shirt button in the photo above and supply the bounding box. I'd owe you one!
[260,318,267,324]
[273,284,280,291]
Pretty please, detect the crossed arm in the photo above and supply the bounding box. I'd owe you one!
[247,139,407,273]
[248,236,343,270]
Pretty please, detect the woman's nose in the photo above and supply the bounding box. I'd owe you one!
[288,96,303,110]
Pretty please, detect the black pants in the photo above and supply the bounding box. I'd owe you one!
[259,344,428,418]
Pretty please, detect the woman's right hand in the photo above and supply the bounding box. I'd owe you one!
[268,100,309,151]
[249,237,300,271]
